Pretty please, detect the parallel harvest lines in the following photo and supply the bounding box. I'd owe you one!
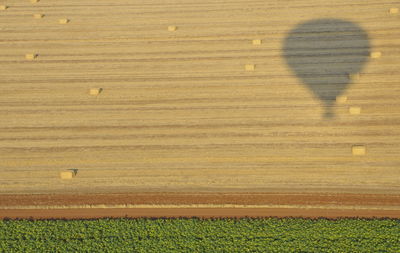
[0,0,399,195]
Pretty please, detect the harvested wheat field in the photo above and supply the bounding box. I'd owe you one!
[0,0,399,218]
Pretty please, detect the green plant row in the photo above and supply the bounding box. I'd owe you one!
[0,218,399,252]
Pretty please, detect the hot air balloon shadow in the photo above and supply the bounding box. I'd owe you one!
[283,19,370,119]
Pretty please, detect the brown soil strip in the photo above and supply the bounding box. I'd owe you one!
[1,208,399,220]
[1,192,399,219]
[1,192,399,206]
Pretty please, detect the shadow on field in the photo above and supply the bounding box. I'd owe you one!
[283,19,370,119]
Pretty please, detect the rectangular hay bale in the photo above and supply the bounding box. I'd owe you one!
[336,95,347,104]
[252,39,262,45]
[89,88,102,96]
[349,106,361,115]
[25,53,37,60]
[245,64,255,71]
[348,73,360,81]
[370,51,382,59]
[60,171,75,179]
[352,145,366,156]
[33,14,44,19]
[168,26,177,31]
[59,18,70,24]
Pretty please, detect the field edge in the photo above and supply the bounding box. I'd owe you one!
[1,192,399,219]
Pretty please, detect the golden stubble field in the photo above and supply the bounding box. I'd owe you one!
[0,0,399,195]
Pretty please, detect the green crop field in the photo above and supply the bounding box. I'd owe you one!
[1,218,399,252]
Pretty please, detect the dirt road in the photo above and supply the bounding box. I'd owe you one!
[1,192,399,219]
[3,208,400,219]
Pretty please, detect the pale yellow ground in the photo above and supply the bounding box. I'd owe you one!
[0,0,399,194]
